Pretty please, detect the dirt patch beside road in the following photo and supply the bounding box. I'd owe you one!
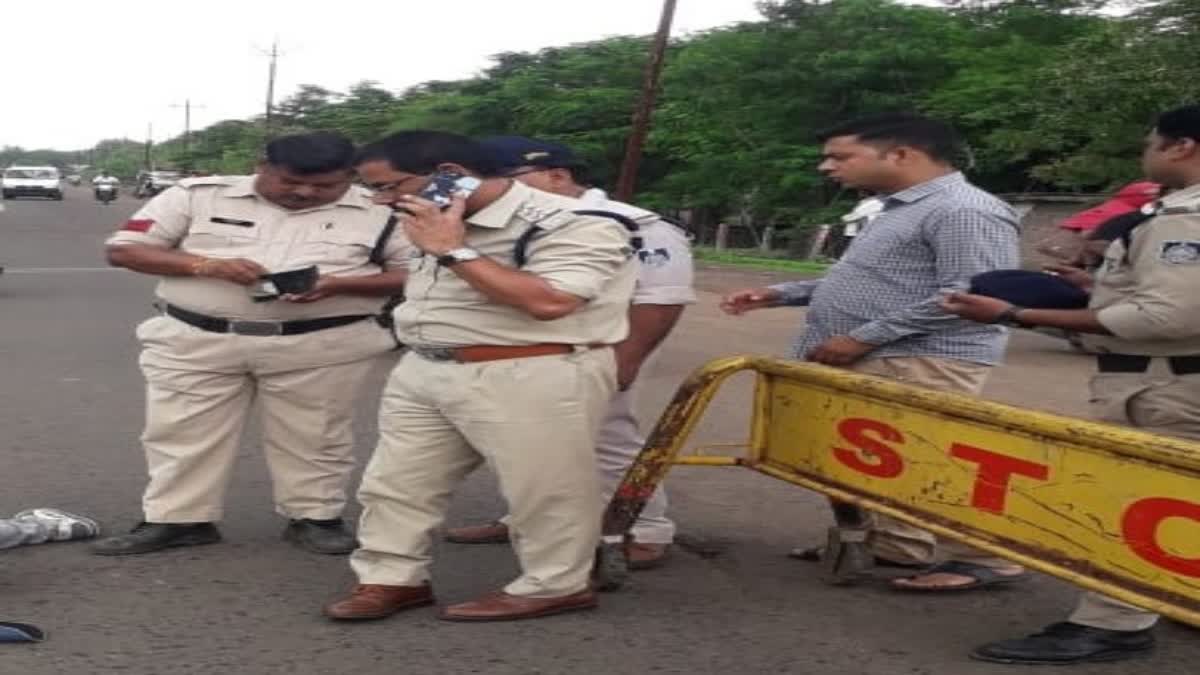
[694,262,818,295]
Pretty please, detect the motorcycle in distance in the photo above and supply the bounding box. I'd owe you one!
[94,182,118,205]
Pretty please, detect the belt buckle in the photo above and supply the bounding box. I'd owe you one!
[229,320,284,337]
[412,346,458,362]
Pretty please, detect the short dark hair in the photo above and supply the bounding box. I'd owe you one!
[263,132,356,175]
[356,131,501,177]
[561,165,592,187]
[817,113,962,164]
[1155,105,1200,144]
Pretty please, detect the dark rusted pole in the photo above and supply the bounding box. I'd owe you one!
[614,0,677,202]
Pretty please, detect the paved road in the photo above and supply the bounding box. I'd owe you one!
[0,187,1196,674]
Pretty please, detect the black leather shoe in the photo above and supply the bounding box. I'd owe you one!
[92,522,221,556]
[970,622,1155,664]
[283,518,357,555]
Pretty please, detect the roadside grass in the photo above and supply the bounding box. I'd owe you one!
[694,246,830,274]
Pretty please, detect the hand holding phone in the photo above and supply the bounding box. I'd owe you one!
[414,171,482,210]
[396,193,470,256]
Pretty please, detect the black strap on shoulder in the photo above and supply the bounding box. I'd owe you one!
[512,209,645,269]
[368,213,405,329]
[576,209,645,252]
[369,213,399,268]
[659,213,694,234]
[1104,209,1156,262]
[572,209,640,232]
[512,225,544,269]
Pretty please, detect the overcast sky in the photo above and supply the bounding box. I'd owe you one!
[2,0,944,151]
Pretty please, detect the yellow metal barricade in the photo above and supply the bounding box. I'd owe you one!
[601,355,1200,627]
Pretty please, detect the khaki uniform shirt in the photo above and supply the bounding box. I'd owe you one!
[1086,183,1200,355]
[394,182,636,347]
[106,176,407,321]
[579,188,695,307]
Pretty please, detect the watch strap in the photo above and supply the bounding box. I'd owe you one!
[993,305,1028,327]
[437,248,480,267]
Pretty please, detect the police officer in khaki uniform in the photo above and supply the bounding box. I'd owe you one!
[323,131,636,622]
[94,132,407,557]
[942,104,1200,665]
[444,137,694,569]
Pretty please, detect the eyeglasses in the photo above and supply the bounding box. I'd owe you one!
[360,174,425,193]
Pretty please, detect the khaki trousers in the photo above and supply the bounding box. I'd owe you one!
[137,315,394,522]
[595,386,674,544]
[351,348,617,598]
[847,356,1012,570]
[1068,362,1200,631]
[498,382,676,545]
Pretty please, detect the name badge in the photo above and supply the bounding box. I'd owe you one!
[210,217,255,227]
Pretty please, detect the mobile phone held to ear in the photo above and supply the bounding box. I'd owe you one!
[416,171,482,210]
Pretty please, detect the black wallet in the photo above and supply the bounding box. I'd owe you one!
[249,265,319,302]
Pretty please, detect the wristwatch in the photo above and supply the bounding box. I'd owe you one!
[993,305,1029,328]
[436,247,482,267]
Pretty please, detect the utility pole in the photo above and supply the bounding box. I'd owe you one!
[614,0,677,202]
[170,99,205,169]
[256,38,287,134]
[144,123,153,170]
[265,39,279,131]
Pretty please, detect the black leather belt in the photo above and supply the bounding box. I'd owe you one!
[164,304,371,337]
[1097,353,1200,376]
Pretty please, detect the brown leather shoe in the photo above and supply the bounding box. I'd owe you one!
[439,589,597,622]
[627,542,671,570]
[323,584,434,621]
[444,522,510,544]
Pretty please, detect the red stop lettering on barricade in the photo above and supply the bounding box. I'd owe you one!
[949,443,1050,514]
[1121,497,1200,578]
[833,418,905,478]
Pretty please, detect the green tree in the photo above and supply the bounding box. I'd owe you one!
[41,0,1198,246]
[978,0,1199,188]
[922,0,1110,190]
[275,85,341,127]
[651,0,967,226]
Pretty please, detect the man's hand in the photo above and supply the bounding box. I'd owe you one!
[397,194,467,256]
[805,335,875,366]
[613,340,646,392]
[720,287,781,315]
[1034,238,1083,264]
[616,354,641,392]
[281,276,341,303]
[195,257,268,286]
[1044,264,1094,293]
[939,292,1013,323]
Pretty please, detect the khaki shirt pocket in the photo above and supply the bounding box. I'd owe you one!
[182,218,263,257]
[298,225,374,269]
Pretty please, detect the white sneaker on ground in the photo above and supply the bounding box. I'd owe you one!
[11,508,101,542]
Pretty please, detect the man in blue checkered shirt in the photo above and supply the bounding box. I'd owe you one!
[722,113,1023,592]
